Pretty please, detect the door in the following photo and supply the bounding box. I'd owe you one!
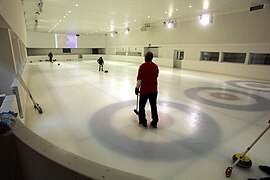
[173,50,184,68]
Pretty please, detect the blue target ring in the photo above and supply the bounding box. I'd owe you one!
[89,100,220,161]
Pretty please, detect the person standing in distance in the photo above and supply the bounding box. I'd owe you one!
[97,57,104,71]
[48,51,53,63]
[135,51,159,128]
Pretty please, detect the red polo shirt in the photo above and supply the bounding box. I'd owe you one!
[137,62,159,94]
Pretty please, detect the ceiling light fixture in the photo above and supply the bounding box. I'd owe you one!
[110,31,117,38]
[124,28,130,35]
[34,19,38,30]
[37,0,43,13]
[110,24,115,31]
[163,20,177,29]
[203,1,209,10]
[199,13,213,25]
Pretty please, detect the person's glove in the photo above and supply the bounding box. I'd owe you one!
[135,88,139,95]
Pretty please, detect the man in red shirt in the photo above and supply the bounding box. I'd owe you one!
[135,51,159,128]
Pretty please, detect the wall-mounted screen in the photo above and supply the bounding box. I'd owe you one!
[55,34,77,48]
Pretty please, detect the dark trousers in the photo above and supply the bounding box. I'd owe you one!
[99,64,103,71]
[139,92,159,125]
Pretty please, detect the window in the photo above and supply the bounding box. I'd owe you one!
[127,52,141,56]
[92,48,99,54]
[223,53,246,63]
[144,47,158,57]
[116,52,126,55]
[201,51,219,61]
[249,53,270,65]
[63,48,71,53]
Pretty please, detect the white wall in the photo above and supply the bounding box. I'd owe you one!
[26,8,270,80]
[105,9,270,54]
[27,32,56,48]
[178,10,270,44]
[103,9,270,80]
[26,8,270,52]
[78,34,106,48]
[27,32,106,48]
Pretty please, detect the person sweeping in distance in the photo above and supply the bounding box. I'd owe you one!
[48,51,53,63]
[135,51,159,128]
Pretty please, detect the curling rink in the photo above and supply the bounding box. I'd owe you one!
[24,59,270,180]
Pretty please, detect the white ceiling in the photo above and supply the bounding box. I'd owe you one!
[22,0,269,35]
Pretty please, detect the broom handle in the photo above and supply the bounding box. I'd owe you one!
[16,73,37,103]
[136,94,139,110]
[232,120,270,167]
[245,120,270,153]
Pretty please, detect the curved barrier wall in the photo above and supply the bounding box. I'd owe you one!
[0,62,150,180]
[12,119,149,180]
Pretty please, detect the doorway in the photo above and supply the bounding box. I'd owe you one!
[173,50,184,68]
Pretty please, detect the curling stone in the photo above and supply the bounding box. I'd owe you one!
[232,153,252,168]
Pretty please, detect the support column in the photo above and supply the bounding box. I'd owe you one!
[245,52,250,65]
[0,28,16,95]
[218,52,223,62]
[12,37,21,73]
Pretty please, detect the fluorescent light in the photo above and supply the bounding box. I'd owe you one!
[203,1,209,10]
[163,20,176,29]
[199,13,212,25]
[124,28,130,35]
[110,24,114,31]
[167,22,173,28]
[55,34,58,48]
